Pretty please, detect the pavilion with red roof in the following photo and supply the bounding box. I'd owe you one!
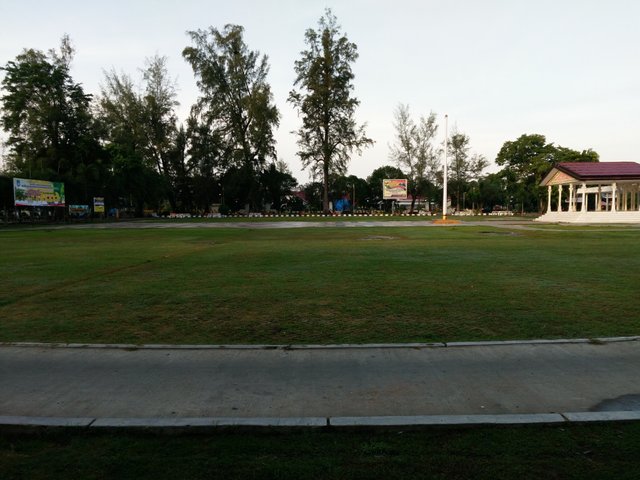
[536,162,640,223]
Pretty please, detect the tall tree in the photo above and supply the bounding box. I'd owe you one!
[98,69,163,214]
[140,55,180,190]
[288,9,373,213]
[389,104,439,213]
[97,54,185,212]
[183,24,280,211]
[98,55,182,211]
[0,35,101,198]
[448,129,488,211]
[184,113,224,211]
[98,70,145,158]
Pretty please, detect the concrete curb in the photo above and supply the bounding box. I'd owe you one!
[562,411,640,422]
[1,336,638,350]
[90,417,328,428]
[444,336,640,347]
[329,413,566,426]
[0,416,95,427]
[2,412,640,432]
[0,342,446,350]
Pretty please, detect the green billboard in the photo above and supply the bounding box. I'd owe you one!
[13,178,65,207]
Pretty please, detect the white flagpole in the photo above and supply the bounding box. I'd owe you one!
[443,114,448,220]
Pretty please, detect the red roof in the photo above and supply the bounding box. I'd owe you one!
[292,190,307,202]
[556,162,640,180]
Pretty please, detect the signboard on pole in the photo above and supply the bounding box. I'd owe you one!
[13,178,65,207]
[93,197,105,213]
[382,179,408,200]
[69,205,90,218]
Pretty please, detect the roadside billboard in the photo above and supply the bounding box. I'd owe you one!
[13,178,65,207]
[382,179,408,200]
[93,197,105,213]
[69,205,90,218]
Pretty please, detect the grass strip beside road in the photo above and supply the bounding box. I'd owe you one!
[1,225,638,344]
[1,424,640,479]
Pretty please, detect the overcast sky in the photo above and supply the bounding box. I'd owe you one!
[1,0,639,182]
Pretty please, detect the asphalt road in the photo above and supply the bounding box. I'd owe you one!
[1,340,640,419]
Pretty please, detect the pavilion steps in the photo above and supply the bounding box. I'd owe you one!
[535,211,640,224]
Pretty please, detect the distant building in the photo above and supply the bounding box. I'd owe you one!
[536,162,640,223]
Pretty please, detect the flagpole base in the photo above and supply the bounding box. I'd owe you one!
[433,216,461,225]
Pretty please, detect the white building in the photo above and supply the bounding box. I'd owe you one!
[536,162,640,223]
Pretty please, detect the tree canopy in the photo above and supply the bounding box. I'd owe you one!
[97,62,176,215]
[1,25,607,218]
[448,129,488,211]
[1,35,104,207]
[496,134,599,212]
[1,36,98,179]
[288,9,373,213]
[389,104,439,212]
[183,24,280,211]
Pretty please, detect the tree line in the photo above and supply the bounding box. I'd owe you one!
[0,9,599,217]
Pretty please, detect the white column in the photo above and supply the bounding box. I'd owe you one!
[581,183,587,212]
[616,186,620,210]
[597,185,602,211]
[623,186,628,211]
[547,186,552,213]
[569,185,574,212]
[612,183,617,212]
[619,186,623,211]
[557,184,563,212]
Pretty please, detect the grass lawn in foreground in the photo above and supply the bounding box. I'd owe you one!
[0,225,638,344]
[1,424,640,479]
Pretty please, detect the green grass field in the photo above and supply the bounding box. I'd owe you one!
[2,424,640,480]
[1,223,639,344]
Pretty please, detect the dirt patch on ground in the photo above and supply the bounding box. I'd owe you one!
[478,231,521,236]
[360,235,398,241]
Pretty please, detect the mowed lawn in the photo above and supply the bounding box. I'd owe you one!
[3,424,640,480]
[0,224,638,344]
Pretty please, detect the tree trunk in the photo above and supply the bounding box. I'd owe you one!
[322,161,330,214]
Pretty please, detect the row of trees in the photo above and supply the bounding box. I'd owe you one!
[385,106,599,214]
[0,10,599,216]
[496,133,598,212]
[1,10,370,215]
[388,104,490,213]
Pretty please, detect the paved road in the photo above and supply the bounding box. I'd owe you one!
[1,341,640,419]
